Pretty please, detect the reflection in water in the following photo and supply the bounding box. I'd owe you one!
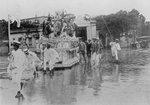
[16,94,24,105]
[79,64,87,90]
[1,59,146,105]
[92,65,103,95]
[111,64,119,82]
[23,67,78,105]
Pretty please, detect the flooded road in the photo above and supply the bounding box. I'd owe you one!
[1,49,150,105]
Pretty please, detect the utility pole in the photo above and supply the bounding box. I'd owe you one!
[102,16,112,41]
[8,15,11,52]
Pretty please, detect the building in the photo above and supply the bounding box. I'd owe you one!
[10,28,42,51]
[21,16,48,24]
[9,15,97,49]
[75,16,97,41]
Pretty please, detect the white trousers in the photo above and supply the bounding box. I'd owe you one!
[91,53,101,66]
[111,50,118,60]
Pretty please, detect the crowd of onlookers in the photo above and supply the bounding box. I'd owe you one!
[78,38,121,64]
[78,38,103,64]
[131,40,149,49]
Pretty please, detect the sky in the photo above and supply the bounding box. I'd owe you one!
[0,0,150,21]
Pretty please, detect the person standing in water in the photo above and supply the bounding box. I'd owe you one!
[110,39,121,63]
[44,44,60,75]
[86,39,92,60]
[78,39,87,63]
[23,47,41,79]
[8,40,26,95]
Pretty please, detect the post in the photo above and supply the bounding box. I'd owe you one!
[8,15,11,52]
[105,33,108,47]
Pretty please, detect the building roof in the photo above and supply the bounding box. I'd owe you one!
[74,16,96,27]
[21,16,48,21]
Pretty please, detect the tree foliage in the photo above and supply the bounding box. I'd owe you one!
[10,20,39,30]
[95,9,146,39]
[0,20,8,40]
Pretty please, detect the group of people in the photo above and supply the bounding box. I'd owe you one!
[78,38,103,65]
[78,38,121,65]
[7,37,121,98]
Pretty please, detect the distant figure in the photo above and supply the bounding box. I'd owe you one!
[97,39,103,59]
[91,38,98,66]
[91,39,97,54]
[44,44,60,74]
[86,39,92,59]
[110,39,121,63]
[95,39,103,66]
[78,39,87,63]
[7,40,26,95]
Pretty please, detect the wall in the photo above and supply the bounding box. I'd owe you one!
[75,16,97,40]
[0,42,9,55]
[86,23,97,40]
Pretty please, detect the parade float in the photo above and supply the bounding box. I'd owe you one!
[39,11,79,69]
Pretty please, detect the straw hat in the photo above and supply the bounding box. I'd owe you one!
[13,40,21,44]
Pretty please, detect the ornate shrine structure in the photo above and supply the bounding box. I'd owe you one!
[39,11,79,69]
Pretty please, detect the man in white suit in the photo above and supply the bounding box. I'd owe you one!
[110,39,121,63]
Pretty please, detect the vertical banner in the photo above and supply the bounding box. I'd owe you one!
[17,19,20,28]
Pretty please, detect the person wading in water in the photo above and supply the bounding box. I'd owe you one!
[78,38,87,63]
[8,40,26,96]
[110,39,121,63]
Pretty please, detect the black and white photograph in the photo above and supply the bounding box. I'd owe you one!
[0,0,150,105]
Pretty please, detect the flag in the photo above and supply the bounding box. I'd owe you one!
[17,19,20,28]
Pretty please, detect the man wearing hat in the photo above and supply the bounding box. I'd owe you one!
[110,39,121,63]
[8,40,26,95]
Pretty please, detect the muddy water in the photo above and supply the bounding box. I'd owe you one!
[1,61,150,105]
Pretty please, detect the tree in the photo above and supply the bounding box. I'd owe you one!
[0,20,8,40]
[95,9,146,40]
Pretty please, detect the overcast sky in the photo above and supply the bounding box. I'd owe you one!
[0,0,150,21]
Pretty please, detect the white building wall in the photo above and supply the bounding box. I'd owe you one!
[91,23,97,39]
[87,26,91,40]
[86,23,97,40]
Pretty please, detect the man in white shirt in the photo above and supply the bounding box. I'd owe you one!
[8,41,26,95]
[44,44,60,74]
[110,39,121,63]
